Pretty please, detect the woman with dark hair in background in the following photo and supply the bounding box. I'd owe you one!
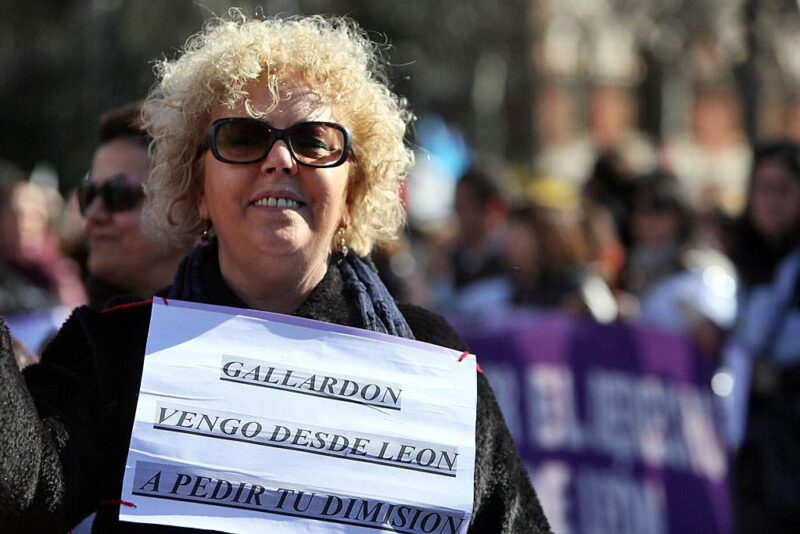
[80,103,191,308]
[620,169,736,358]
[503,201,617,322]
[430,167,511,315]
[506,202,583,308]
[724,140,800,534]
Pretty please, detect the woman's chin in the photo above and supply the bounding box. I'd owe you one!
[256,238,302,257]
[251,233,323,261]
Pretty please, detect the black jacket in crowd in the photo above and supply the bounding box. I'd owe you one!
[0,264,550,533]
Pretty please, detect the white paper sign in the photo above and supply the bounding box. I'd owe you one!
[120,298,477,533]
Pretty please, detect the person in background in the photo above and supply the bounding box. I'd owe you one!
[660,81,751,216]
[80,103,191,308]
[723,140,800,534]
[0,13,549,533]
[0,164,86,317]
[431,167,510,315]
[0,170,54,317]
[502,200,617,323]
[582,149,638,249]
[1,162,87,356]
[621,169,736,358]
[580,199,627,293]
[371,236,429,305]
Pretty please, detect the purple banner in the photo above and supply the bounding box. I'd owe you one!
[5,306,70,354]
[453,311,732,534]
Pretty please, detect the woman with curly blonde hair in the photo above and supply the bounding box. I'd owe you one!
[0,12,549,533]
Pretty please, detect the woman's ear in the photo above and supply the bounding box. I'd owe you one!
[194,156,209,220]
[198,193,209,220]
[340,203,351,230]
[197,175,209,220]
[343,182,358,227]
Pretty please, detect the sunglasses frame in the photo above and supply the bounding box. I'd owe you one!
[206,117,352,168]
[78,174,145,216]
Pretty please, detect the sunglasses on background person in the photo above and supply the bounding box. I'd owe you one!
[206,118,351,168]
[78,174,145,216]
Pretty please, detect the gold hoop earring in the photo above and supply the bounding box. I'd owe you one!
[201,220,212,246]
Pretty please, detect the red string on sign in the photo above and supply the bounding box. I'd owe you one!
[100,298,153,314]
[101,498,137,509]
[457,350,482,372]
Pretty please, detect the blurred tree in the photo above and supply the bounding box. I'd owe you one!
[0,0,208,191]
[0,0,540,191]
[3,0,797,192]
[338,0,536,162]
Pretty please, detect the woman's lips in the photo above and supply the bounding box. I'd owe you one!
[88,232,118,243]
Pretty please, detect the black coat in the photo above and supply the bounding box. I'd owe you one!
[0,265,550,533]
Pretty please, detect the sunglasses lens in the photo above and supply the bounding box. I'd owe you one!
[289,123,346,167]
[214,120,270,163]
[78,175,143,215]
[77,183,96,215]
[105,177,143,212]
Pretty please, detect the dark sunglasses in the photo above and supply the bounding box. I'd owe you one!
[206,117,351,168]
[78,174,144,215]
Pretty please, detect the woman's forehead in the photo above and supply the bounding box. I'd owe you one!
[212,77,339,124]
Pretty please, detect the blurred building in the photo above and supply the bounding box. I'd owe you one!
[529,0,800,217]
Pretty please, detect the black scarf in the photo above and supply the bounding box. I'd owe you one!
[167,240,415,339]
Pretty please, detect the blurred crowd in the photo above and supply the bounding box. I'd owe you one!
[396,153,746,358]
[2,92,800,532]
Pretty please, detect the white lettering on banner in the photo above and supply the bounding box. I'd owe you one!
[530,462,669,534]
[120,299,476,533]
[523,364,725,480]
[480,364,521,442]
[530,461,572,534]
[577,469,666,534]
[680,389,727,481]
[526,365,583,450]
[635,377,672,467]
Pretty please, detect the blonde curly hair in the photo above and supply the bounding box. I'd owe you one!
[142,11,414,256]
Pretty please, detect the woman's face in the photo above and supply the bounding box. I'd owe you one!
[86,139,159,290]
[750,157,800,241]
[505,220,539,277]
[630,204,681,247]
[198,77,350,280]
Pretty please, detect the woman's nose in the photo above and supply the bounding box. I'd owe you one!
[84,194,110,221]
[260,140,296,175]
